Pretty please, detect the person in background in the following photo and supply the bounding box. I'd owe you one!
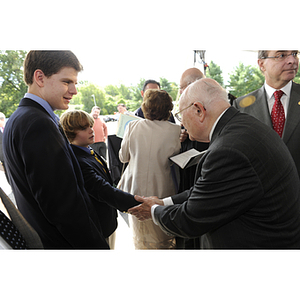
[178,68,209,190]
[118,89,181,249]
[129,78,300,249]
[176,67,209,249]
[60,110,140,249]
[90,106,108,159]
[0,112,5,171]
[233,50,300,178]
[3,50,109,249]
[135,79,176,123]
[114,103,129,121]
[117,103,128,114]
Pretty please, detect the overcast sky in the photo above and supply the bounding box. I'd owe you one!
[73,47,259,87]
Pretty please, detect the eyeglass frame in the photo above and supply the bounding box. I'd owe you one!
[260,51,299,61]
[175,102,206,122]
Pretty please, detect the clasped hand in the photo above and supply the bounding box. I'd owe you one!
[129,195,163,221]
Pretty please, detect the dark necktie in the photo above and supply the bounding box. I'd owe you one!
[90,149,107,173]
[0,210,27,249]
[271,90,285,137]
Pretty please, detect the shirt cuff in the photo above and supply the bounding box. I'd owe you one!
[151,205,159,225]
[151,197,174,225]
[163,197,174,206]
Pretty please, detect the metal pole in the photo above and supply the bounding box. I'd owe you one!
[91,94,96,106]
[193,50,206,76]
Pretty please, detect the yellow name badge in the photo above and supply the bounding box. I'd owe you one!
[239,96,256,108]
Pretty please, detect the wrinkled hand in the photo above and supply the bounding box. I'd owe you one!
[180,128,188,143]
[129,195,163,221]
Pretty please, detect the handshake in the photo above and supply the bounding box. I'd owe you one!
[128,195,164,221]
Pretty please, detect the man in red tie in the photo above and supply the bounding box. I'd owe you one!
[233,50,300,177]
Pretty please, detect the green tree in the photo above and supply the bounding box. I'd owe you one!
[118,84,132,100]
[71,82,106,114]
[129,78,145,110]
[104,84,120,97]
[206,61,224,87]
[294,68,300,84]
[226,63,264,98]
[160,77,179,102]
[0,50,28,117]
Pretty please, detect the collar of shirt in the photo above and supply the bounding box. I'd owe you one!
[24,93,60,124]
[264,81,292,117]
[72,144,91,154]
[209,107,229,141]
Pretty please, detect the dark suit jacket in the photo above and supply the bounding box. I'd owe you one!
[71,145,140,237]
[3,98,109,249]
[154,107,300,249]
[233,82,300,178]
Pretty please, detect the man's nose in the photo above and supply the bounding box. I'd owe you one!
[69,83,77,95]
[286,53,298,64]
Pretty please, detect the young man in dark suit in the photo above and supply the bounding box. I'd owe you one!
[233,50,300,178]
[60,110,139,249]
[129,78,300,249]
[3,51,110,249]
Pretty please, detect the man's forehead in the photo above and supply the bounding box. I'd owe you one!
[269,50,297,54]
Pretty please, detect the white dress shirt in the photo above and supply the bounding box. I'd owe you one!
[264,81,292,117]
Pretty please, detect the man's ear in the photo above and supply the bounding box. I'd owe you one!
[33,69,45,87]
[257,59,265,73]
[194,102,206,122]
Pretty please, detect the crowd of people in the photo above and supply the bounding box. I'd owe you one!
[1,50,300,250]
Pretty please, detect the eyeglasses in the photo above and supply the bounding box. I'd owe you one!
[175,102,206,122]
[261,51,299,61]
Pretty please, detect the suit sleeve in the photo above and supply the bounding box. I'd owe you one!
[154,147,264,238]
[79,161,140,211]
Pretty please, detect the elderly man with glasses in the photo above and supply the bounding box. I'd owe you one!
[233,50,300,178]
[128,78,300,249]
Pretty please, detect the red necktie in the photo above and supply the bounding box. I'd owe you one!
[271,90,285,137]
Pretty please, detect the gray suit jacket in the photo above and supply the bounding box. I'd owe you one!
[233,82,300,177]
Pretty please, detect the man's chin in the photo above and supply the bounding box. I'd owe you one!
[56,105,69,111]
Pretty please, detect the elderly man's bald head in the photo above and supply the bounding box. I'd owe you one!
[182,78,228,107]
[179,67,205,94]
[179,78,230,142]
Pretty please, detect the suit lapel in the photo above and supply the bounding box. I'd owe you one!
[72,145,113,185]
[250,86,273,127]
[282,82,300,143]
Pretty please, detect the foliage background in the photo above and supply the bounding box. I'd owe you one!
[1,50,300,118]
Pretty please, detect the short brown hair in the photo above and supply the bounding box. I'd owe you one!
[141,89,173,121]
[23,50,83,85]
[258,50,269,59]
[60,110,94,142]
